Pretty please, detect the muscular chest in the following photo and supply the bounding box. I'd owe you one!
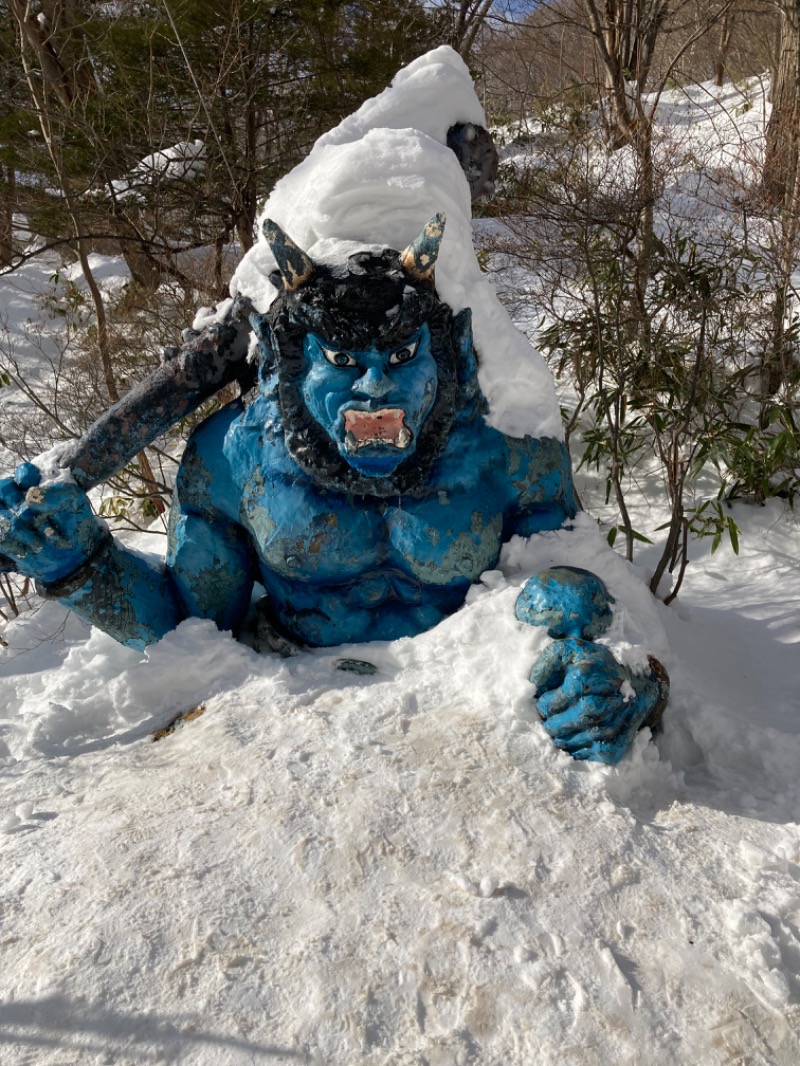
[240,469,505,589]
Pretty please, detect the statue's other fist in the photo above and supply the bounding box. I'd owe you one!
[529,638,669,765]
[515,566,614,640]
[0,462,105,585]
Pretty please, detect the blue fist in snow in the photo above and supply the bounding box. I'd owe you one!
[0,462,106,585]
[516,567,669,764]
[515,566,614,639]
[530,639,668,764]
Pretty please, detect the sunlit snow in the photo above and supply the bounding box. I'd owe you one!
[0,51,799,1066]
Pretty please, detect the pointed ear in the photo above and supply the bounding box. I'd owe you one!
[452,307,480,396]
[400,212,445,284]
[262,218,314,292]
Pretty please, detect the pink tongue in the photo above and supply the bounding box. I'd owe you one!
[344,408,405,443]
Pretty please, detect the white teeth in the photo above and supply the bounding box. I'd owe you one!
[342,412,413,452]
[345,430,413,451]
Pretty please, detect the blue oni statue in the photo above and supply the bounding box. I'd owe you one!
[0,214,668,764]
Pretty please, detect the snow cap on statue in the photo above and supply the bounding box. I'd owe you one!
[230,46,563,440]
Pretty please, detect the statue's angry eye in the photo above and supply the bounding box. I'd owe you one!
[389,339,420,366]
[320,338,420,369]
[322,347,357,368]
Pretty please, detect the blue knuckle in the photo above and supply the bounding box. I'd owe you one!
[15,462,42,490]
[516,567,614,639]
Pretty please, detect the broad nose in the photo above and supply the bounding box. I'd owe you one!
[353,366,393,400]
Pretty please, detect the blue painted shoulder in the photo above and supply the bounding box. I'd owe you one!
[175,399,246,522]
[185,398,244,463]
[504,435,578,535]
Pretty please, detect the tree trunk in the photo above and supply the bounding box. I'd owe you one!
[10,0,120,404]
[714,9,734,87]
[8,0,96,107]
[579,0,668,149]
[762,2,800,208]
[450,0,494,60]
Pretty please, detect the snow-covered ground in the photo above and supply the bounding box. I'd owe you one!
[1,56,799,1066]
[1,497,800,1065]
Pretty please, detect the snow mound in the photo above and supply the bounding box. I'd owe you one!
[105,140,206,203]
[2,508,800,1064]
[231,46,561,439]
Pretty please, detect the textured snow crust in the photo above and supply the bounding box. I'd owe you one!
[2,509,800,1065]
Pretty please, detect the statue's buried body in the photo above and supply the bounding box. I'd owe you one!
[0,46,669,762]
[0,213,668,764]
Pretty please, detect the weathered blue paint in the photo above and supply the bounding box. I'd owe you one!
[0,464,108,584]
[300,325,438,477]
[182,354,576,646]
[515,566,670,763]
[0,215,667,763]
[0,251,577,650]
[529,639,670,764]
[0,125,495,572]
[59,538,183,650]
[515,566,614,640]
[0,295,252,584]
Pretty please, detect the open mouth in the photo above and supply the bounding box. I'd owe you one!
[343,408,412,451]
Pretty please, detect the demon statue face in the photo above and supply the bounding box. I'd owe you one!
[250,214,477,497]
[299,325,438,478]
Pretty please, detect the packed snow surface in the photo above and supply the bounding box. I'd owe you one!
[1,62,800,1066]
[1,505,800,1065]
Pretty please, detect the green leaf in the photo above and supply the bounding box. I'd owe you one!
[727,517,740,555]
